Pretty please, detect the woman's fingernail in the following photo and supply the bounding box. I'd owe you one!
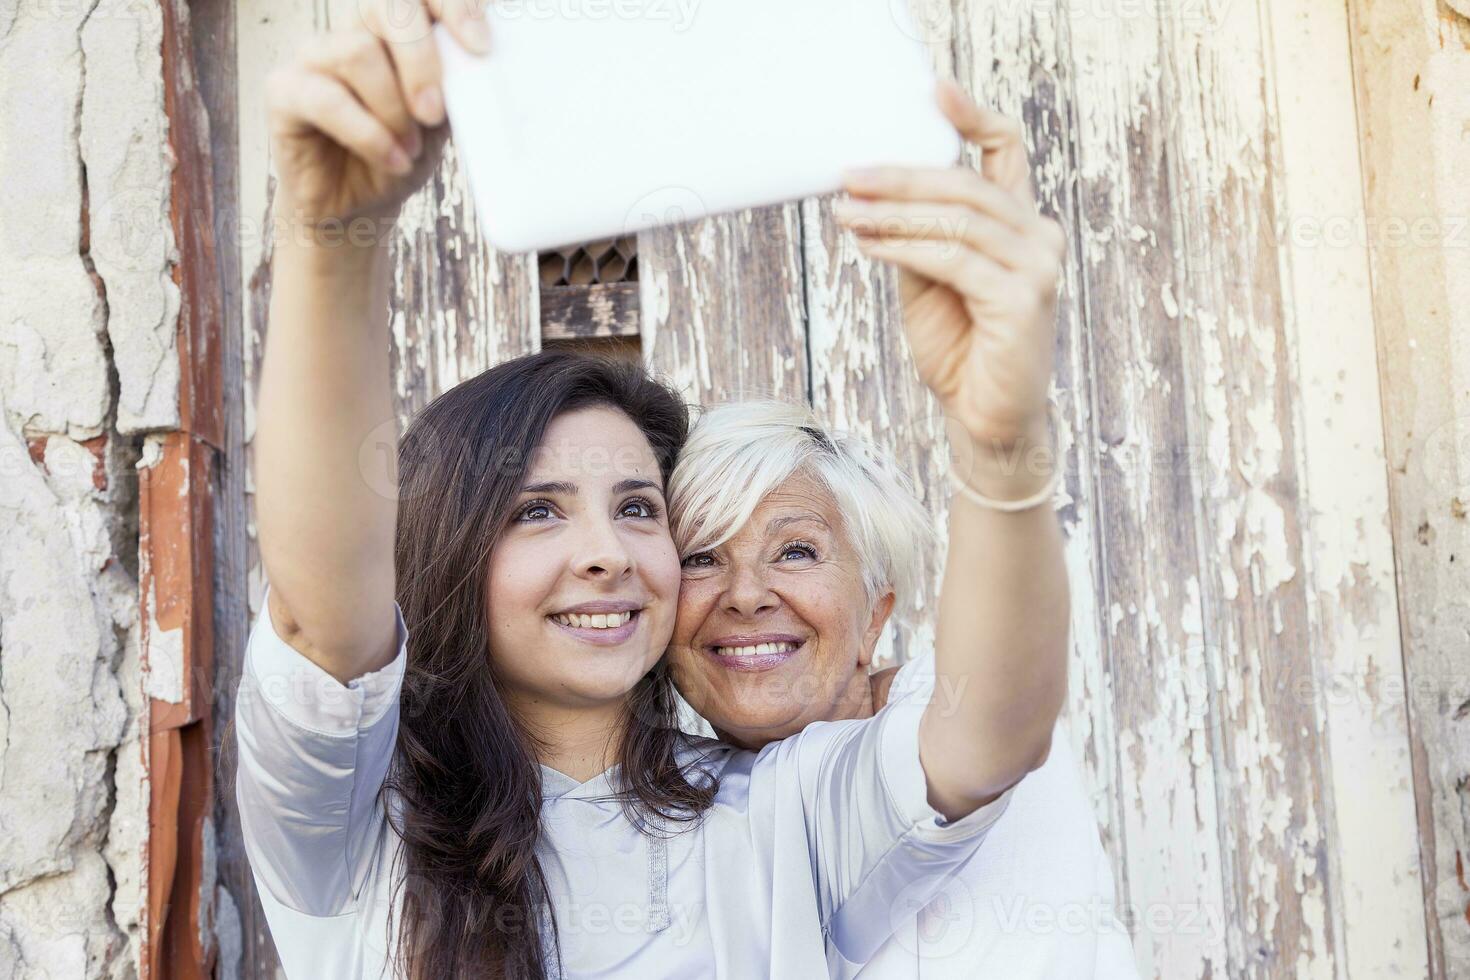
[416,87,443,124]
[462,17,491,52]
[843,167,884,188]
[387,146,413,175]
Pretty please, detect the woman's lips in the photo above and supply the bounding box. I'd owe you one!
[704,636,805,673]
[548,610,641,646]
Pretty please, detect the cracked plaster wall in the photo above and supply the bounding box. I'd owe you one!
[0,0,179,976]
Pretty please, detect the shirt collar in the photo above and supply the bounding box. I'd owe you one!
[539,762,623,801]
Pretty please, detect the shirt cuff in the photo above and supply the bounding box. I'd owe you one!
[243,582,409,736]
[877,696,1021,843]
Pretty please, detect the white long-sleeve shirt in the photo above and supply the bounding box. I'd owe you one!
[234,584,1017,978]
[849,654,1142,977]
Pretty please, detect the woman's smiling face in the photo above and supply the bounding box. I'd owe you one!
[668,471,894,748]
[486,405,682,713]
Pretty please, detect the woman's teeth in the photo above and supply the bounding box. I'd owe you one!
[552,611,635,630]
[715,642,798,658]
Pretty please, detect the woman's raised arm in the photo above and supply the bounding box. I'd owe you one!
[253,0,489,683]
[831,80,1071,820]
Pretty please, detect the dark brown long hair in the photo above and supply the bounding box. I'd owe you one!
[385,351,716,979]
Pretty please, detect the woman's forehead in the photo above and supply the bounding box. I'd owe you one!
[745,474,841,534]
[526,407,660,483]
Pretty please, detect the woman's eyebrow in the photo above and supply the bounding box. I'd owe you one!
[521,480,577,495]
[766,513,829,534]
[612,478,662,496]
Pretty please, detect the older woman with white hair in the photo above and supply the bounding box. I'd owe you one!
[661,87,1139,976]
[667,400,1140,977]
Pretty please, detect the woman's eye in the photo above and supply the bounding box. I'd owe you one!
[517,501,555,522]
[779,542,818,561]
[619,497,658,519]
[681,552,716,569]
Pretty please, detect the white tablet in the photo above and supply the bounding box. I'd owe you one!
[434,1,959,253]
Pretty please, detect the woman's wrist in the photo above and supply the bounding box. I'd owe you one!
[271,199,398,278]
[950,415,1059,506]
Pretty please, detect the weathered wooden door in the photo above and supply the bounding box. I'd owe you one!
[201,1,1468,977]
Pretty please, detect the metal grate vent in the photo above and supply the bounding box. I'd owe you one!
[538,236,639,287]
[537,236,642,344]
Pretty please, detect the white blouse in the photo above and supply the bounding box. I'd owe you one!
[850,657,1141,978]
[234,584,1017,979]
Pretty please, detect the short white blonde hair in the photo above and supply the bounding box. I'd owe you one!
[668,400,935,613]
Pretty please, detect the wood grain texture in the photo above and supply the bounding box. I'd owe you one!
[1051,4,1234,976]
[951,1,1426,976]
[802,0,955,668]
[639,204,809,405]
[387,136,540,423]
[949,0,1140,962]
[541,282,641,340]
[1264,0,1428,973]
[1345,0,1470,975]
[1157,3,1338,974]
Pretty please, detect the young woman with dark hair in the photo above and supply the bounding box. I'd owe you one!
[236,1,1069,977]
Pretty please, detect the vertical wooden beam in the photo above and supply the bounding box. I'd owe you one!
[1156,1,1341,973]
[802,0,955,666]
[1051,3,1232,974]
[949,0,1141,952]
[639,204,809,405]
[186,0,262,970]
[1345,1,1470,974]
[1262,0,1429,974]
[139,0,231,974]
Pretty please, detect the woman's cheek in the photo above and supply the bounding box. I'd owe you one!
[641,535,683,601]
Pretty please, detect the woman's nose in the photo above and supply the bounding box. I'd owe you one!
[573,518,633,580]
[723,564,777,617]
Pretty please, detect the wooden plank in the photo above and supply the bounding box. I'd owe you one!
[1044,4,1234,975]
[947,0,1139,956]
[1262,0,1428,974]
[142,0,235,972]
[188,0,263,969]
[639,203,809,404]
[1156,2,1340,974]
[386,133,540,423]
[802,0,955,668]
[1344,1,1470,975]
[139,432,218,979]
[541,282,641,340]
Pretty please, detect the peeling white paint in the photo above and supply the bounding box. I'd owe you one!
[143,581,186,705]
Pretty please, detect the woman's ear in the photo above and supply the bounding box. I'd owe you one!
[859,591,897,668]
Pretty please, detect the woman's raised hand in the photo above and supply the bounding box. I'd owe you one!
[265,0,492,231]
[832,80,1066,464]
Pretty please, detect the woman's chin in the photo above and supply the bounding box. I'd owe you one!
[575,650,664,700]
[701,690,813,745]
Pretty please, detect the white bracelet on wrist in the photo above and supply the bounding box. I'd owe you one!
[947,405,1062,513]
[948,465,1061,512]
